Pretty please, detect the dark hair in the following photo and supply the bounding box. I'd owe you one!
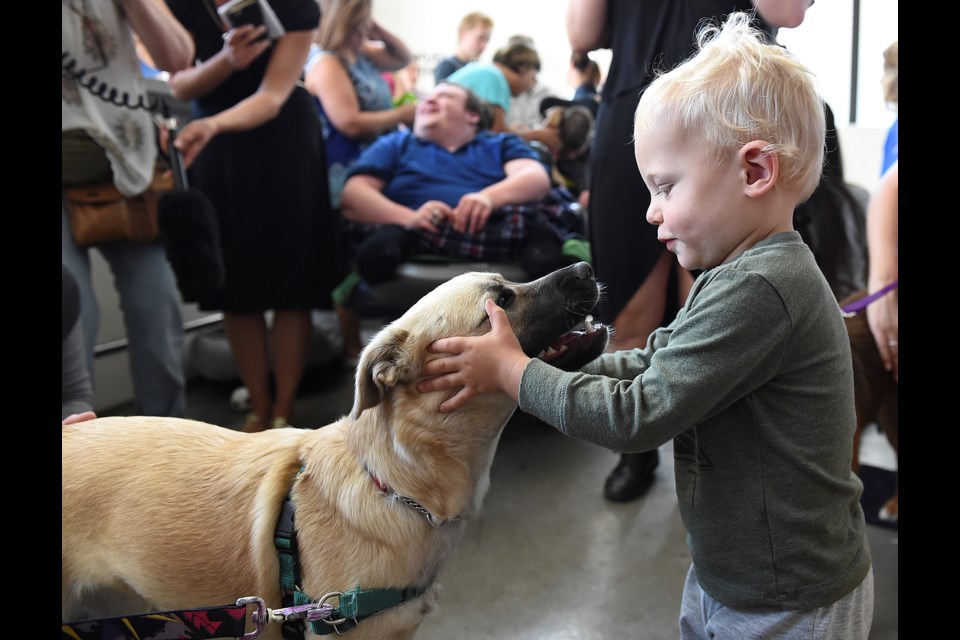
[493,43,541,73]
[571,52,601,87]
[559,105,594,154]
[464,88,493,131]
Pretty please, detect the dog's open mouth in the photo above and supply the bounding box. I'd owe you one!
[538,315,609,371]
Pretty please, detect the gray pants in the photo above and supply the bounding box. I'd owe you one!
[679,564,874,639]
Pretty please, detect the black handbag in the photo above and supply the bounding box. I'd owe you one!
[157,116,226,308]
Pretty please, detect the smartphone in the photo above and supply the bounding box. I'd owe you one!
[224,0,263,27]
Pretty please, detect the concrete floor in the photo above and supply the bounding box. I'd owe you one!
[176,331,898,639]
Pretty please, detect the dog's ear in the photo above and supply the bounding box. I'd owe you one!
[351,329,414,419]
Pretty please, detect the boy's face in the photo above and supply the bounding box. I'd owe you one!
[635,121,760,271]
[414,84,478,138]
[460,27,492,59]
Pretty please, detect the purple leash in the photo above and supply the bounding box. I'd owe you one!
[841,280,898,317]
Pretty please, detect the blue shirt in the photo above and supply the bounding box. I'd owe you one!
[434,56,468,84]
[304,45,394,207]
[347,130,539,208]
[882,118,898,175]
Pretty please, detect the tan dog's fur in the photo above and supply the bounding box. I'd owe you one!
[844,298,898,522]
[63,265,602,639]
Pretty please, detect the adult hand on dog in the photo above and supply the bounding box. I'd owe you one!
[451,192,494,235]
[419,298,530,412]
[62,411,97,426]
[867,293,898,382]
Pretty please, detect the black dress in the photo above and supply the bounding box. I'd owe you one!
[168,0,334,313]
[588,0,758,324]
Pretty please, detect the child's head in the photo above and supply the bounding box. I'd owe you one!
[493,43,541,94]
[632,12,824,271]
[456,12,493,60]
[544,105,595,160]
[635,12,824,202]
[569,52,602,89]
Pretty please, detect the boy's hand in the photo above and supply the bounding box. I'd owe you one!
[419,299,530,412]
[452,192,494,235]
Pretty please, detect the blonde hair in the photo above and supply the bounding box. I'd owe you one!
[635,12,825,201]
[459,12,493,33]
[315,0,372,54]
[882,40,898,108]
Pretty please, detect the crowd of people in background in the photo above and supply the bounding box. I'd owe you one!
[63,1,897,494]
[63,2,896,636]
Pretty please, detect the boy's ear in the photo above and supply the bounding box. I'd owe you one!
[740,140,778,197]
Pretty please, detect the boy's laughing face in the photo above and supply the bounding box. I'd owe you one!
[635,121,770,271]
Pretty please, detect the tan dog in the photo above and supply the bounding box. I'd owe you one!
[62,262,608,639]
[844,296,898,522]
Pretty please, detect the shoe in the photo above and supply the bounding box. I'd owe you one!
[270,416,291,429]
[603,451,660,502]
[241,413,268,433]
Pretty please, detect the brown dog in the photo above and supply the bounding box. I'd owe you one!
[62,262,609,639]
[844,295,898,522]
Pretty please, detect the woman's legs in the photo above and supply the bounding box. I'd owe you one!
[603,253,694,502]
[336,226,416,364]
[607,251,672,351]
[270,309,312,423]
[223,311,272,431]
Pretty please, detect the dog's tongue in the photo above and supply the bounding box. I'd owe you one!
[539,315,607,370]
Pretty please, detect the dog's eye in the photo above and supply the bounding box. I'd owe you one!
[495,290,514,309]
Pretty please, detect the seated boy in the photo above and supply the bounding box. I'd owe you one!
[419,12,874,638]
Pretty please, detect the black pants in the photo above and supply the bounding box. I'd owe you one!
[354,225,414,286]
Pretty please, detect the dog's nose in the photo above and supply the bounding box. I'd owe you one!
[557,261,595,289]
[572,261,594,279]
[562,261,593,281]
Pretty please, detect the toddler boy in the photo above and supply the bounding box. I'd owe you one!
[419,12,873,638]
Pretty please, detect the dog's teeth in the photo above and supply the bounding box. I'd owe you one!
[545,347,558,356]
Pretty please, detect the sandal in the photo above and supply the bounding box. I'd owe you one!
[241,413,268,433]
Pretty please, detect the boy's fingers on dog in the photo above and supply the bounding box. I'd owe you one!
[439,387,476,413]
[485,300,508,328]
[428,338,461,355]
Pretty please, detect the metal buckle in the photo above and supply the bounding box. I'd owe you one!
[317,591,359,635]
[236,596,267,640]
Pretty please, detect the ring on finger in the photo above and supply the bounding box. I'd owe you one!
[887,339,898,347]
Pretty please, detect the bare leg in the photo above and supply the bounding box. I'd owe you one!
[335,302,364,363]
[223,312,272,431]
[271,309,312,424]
[607,251,673,352]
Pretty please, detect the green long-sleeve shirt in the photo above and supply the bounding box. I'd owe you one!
[519,232,871,610]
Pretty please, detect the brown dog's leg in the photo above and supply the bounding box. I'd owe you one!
[877,399,899,522]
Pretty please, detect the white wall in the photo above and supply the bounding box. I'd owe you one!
[373,0,897,191]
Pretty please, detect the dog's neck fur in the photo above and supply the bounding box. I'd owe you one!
[347,385,517,523]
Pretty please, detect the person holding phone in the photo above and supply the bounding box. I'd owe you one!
[166,0,336,432]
